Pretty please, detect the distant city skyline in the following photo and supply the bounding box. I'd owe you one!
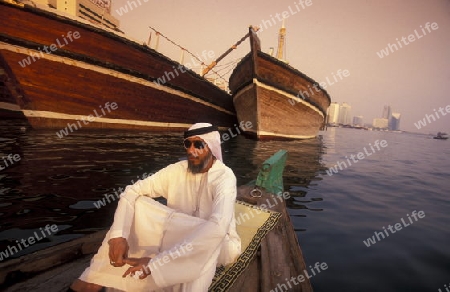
[327,102,402,131]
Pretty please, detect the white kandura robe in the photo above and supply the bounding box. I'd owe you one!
[79,159,241,292]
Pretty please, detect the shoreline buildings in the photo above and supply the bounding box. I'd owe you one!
[373,105,401,130]
[390,112,401,131]
[327,103,401,131]
[327,102,351,126]
[327,102,340,125]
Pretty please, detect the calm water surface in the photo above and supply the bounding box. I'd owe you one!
[0,120,449,291]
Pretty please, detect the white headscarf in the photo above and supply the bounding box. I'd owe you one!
[184,123,222,162]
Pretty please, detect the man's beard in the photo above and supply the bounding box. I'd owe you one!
[188,150,213,174]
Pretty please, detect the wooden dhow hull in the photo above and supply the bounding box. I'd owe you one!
[0,1,236,131]
[229,28,331,140]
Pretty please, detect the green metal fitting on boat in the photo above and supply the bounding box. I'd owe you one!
[255,149,288,195]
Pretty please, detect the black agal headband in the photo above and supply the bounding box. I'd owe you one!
[184,125,218,139]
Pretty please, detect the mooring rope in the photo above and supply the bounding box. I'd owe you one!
[148,26,228,84]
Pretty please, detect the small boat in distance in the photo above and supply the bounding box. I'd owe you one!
[433,132,448,140]
[228,25,331,140]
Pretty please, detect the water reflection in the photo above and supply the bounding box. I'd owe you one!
[224,134,328,234]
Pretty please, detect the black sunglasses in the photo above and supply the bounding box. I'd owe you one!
[183,139,206,149]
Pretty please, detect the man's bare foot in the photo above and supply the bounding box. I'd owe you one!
[69,279,104,292]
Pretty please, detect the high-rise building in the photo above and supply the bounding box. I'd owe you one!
[373,118,389,129]
[327,102,340,125]
[382,105,393,129]
[34,0,119,30]
[353,116,364,127]
[382,105,392,119]
[338,102,352,125]
[390,113,401,130]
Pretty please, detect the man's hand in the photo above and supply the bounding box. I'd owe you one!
[108,237,129,267]
[122,257,152,279]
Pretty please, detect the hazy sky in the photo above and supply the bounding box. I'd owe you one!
[110,0,450,134]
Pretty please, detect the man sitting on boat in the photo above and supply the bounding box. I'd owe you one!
[69,123,241,292]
